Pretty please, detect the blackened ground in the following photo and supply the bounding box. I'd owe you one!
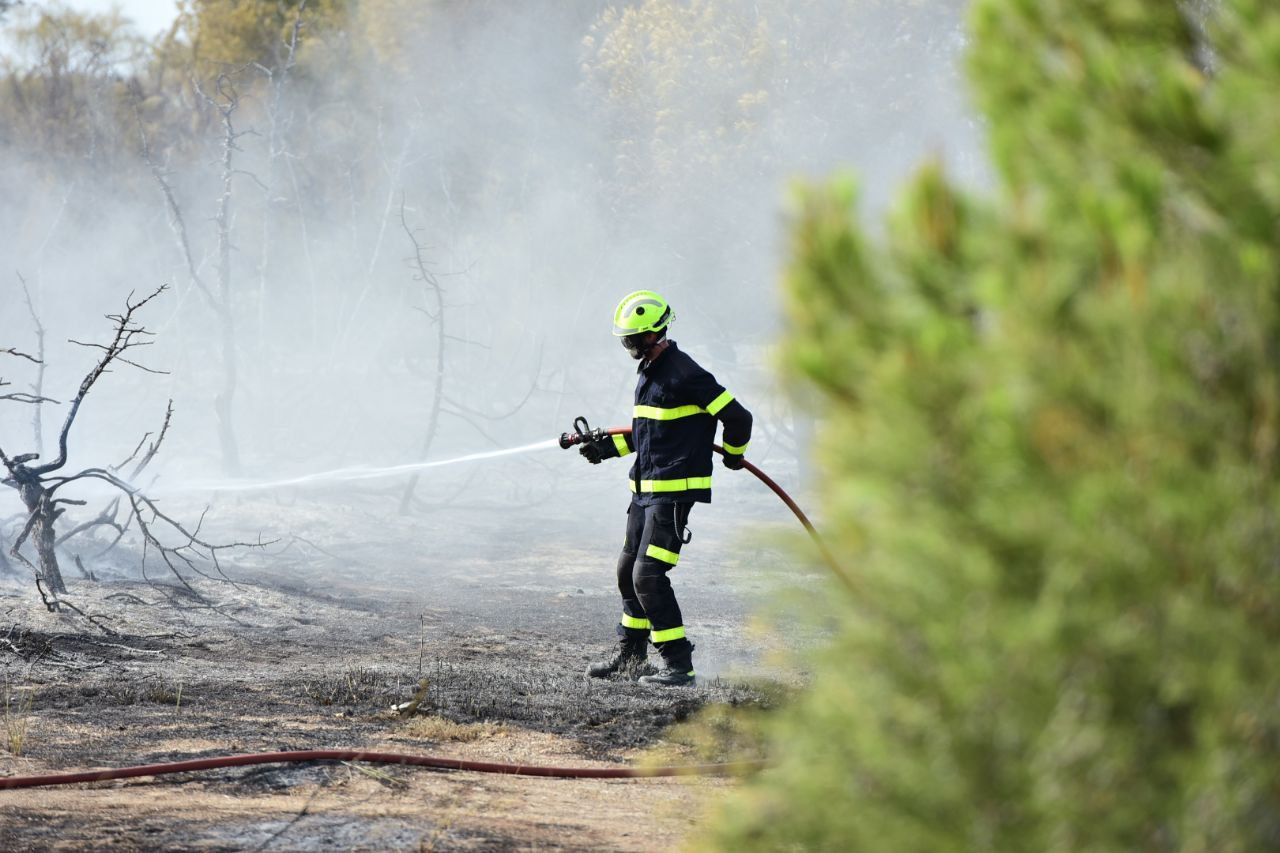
[0,476,820,850]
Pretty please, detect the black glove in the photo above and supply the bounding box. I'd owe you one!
[579,439,606,464]
[721,452,745,470]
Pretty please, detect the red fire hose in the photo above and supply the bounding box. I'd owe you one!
[0,750,764,790]
[562,423,853,594]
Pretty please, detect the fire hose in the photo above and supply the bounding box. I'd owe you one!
[1,420,837,791]
[559,416,852,593]
[0,750,763,790]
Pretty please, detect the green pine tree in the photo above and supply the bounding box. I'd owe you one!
[700,0,1280,848]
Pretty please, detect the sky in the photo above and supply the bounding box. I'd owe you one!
[56,0,178,36]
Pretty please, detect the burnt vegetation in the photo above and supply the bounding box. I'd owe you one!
[0,287,261,626]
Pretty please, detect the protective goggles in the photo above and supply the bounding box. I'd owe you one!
[620,333,650,357]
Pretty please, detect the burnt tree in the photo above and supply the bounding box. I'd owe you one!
[135,68,260,477]
[0,288,169,592]
[1,288,262,608]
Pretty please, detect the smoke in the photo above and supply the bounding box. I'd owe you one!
[0,0,982,585]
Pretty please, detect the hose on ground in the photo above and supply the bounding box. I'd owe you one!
[0,750,765,790]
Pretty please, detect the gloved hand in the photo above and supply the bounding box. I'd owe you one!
[579,438,606,464]
[721,452,745,470]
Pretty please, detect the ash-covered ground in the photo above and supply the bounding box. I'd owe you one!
[0,455,821,850]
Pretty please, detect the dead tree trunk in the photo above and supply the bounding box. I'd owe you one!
[3,288,262,610]
[202,75,245,476]
[254,1,309,355]
[136,75,250,477]
[2,326,58,587]
[2,288,166,594]
[398,199,447,515]
[15,478,66,594]
[17,274,48,453]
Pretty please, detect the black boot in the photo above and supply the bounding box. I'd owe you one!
[587,635,651,679]
[639,642,695,688]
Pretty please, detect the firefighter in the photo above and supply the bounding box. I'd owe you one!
[579,290,753,687]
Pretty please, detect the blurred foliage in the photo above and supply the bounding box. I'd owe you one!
[581,0,967,198]
[155,0,347,81]
[0,4,144,165]
[697,0,1280,849]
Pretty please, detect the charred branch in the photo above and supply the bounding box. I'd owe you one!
[46,466,268,600]
[1,347,40,364]
[0,386,59,406]
[34,286,167,477]
[117,399,173,481]
[2,287,259,607]
[55,498,122,547]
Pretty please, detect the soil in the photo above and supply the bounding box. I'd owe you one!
[0,476,811,851]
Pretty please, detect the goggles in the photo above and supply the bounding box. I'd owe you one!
[621,333,651,358]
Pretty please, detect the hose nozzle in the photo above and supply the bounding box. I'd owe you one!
[560,415,603,449]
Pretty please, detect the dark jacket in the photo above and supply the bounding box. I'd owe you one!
[600,341,752,505]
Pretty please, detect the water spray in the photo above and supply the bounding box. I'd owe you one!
[174,438,562,493]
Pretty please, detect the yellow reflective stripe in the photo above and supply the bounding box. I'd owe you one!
[628,476,713,493]
[706,391,735,416]
[721,440,748,456]
[645,544,680,566]
[612,433,631,457]
[650,626,686,643]
[633,404,707,421]
[620,613,651,630]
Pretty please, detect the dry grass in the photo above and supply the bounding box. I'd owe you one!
[303,667,389,706]
[399,714,506,743]
[143,680,185,707]
[3,683,36,755]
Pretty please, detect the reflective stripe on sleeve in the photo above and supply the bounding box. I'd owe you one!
[650,626,686,643]
[628,476,713,493]
[620,613,652,630]
[645,544,680,566]
[612,433,632,457]
[633,404,707,421]
[706,391,735,416]
[721,440,748,456]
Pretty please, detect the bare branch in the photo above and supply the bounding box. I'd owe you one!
[117,400,173,481]
[1,347,40,364]
[34,286,168,476]
[132,89,217,308]
[442,381,539,423]
[0,391,59,405]
[56,498,121,546]
[10,509,39,565]
[441,334,491,350]
[47,468,268,593]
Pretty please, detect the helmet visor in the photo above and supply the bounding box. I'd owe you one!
[621,333,647,359]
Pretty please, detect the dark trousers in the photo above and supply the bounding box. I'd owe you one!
[616,498,694,668]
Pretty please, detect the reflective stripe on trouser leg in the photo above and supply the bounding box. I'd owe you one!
[615,499,651,640]
[645,544,679,566]
[632,502,694,667]
[650,626,685,643]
